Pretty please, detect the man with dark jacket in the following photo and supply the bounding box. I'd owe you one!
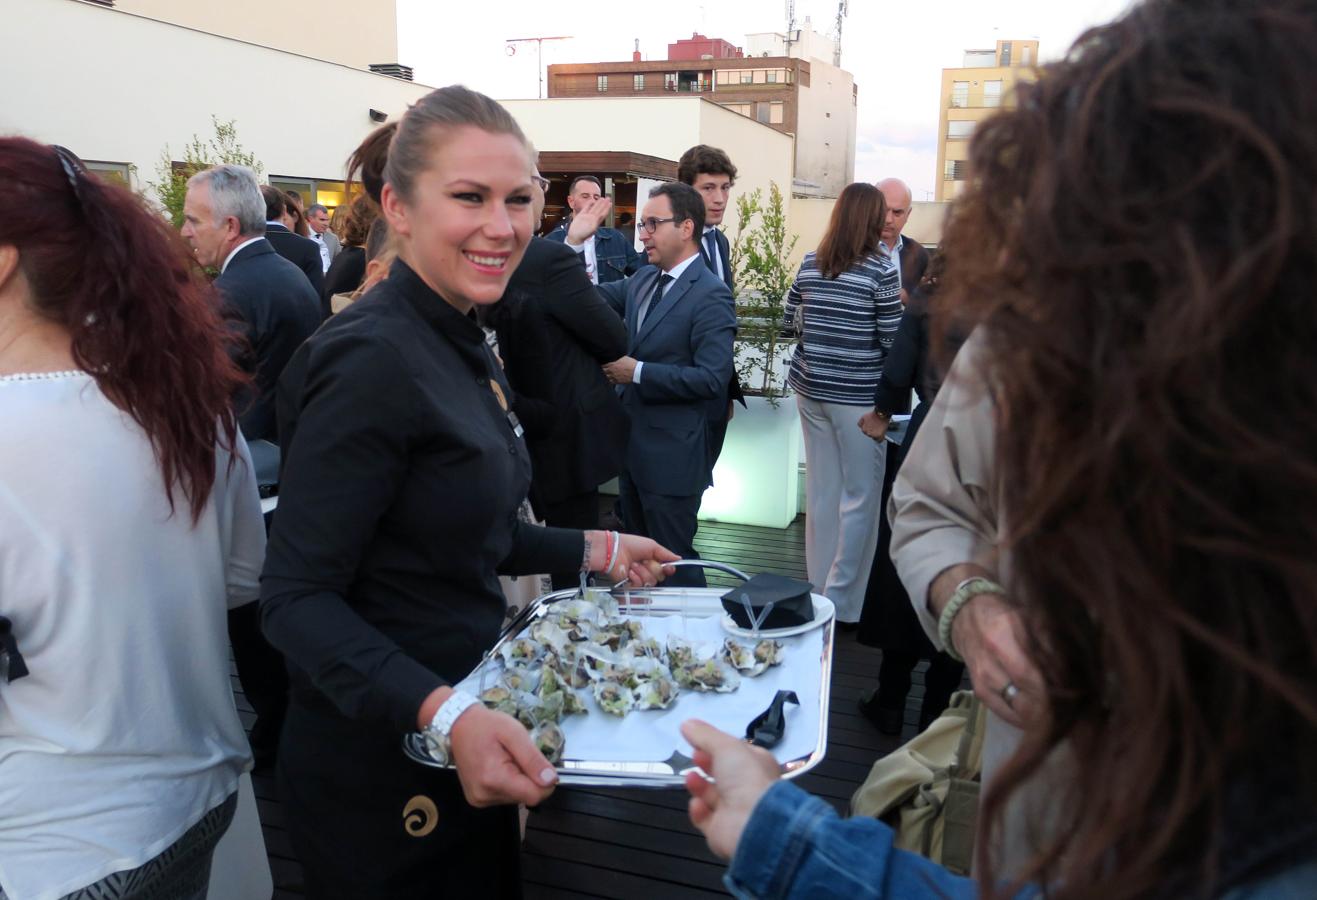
[260,185,325,300]
[546,175,642,284]
[492,173,629,587]
[491,231,630,587]
[679,144,746,467]
[181,164,319,769]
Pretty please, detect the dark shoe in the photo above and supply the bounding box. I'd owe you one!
[857,691,904,736]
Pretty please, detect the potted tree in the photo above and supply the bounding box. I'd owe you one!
[699,182,803,528]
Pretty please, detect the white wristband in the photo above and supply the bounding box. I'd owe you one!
[426,690,479,739]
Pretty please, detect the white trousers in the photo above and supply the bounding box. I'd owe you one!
[797,394,887,622]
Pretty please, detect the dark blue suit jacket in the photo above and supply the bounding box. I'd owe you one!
[700,226,735,292]
[597,258,737,496]
[546,220,642,283]
[215,239,321,442]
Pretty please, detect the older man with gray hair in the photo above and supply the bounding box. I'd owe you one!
[180,164,318,773]
[305,202,340,272]
[181,164,320,444]
[876,178,930,302]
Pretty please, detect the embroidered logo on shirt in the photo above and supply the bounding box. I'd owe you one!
[402,795,439,837]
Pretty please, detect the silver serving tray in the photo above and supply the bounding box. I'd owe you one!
[402,580,835,788]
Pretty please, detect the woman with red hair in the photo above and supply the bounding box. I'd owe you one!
[0,138,264,899]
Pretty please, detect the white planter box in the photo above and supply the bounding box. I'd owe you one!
[700,394,800,528]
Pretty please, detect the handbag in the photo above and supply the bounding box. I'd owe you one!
[849,691,987,876]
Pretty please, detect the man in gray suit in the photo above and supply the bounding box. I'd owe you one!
[566,183,736,587]
[306,203,340,273]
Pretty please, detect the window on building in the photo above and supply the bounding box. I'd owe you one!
[944,159,967,181]
[665,73,677,91]
[633,74,644,91]
[769,101,785,124]
[740,70,754,85]
[1022,44,1033,65]
[766,69,778,83]
[983,80,1002,107]
[597,75,608,92]
[84,160,131,187]
[721,102,752,117]
[755,102,770,124]
[1000,41,1013,66]
[947,120,976,139]
[951,81,969,108]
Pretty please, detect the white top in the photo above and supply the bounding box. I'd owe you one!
[0,371,264,900]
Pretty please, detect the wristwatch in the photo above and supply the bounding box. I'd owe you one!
[422,690,480,766]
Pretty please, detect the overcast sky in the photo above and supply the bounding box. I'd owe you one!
[397,0,1133,199]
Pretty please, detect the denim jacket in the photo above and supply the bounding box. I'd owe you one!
[726,781,1317,900]
[545,221,641,284]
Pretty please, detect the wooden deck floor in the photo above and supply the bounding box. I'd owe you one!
[238,516,935,899]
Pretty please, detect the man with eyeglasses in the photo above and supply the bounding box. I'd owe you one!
[564,183,736,588]
[546,175,642,284]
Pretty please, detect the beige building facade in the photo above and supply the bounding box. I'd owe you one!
[935,39,1039,201]
[110,0,401,72]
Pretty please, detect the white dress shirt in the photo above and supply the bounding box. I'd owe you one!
[881,233,905,289]
[702,225,725,281]
[633,250,701,384]
[311,230,332,272]
[222,236,265,274]
[0,372,264,900]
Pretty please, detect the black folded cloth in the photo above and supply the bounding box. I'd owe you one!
[721,573,815,631]
[1,615,29,683]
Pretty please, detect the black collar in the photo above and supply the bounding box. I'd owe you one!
[386,258,487,348]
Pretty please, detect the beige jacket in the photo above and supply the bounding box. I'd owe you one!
[887,335,1059,875]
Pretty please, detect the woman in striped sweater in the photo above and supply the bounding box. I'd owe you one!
[782,183,903,623]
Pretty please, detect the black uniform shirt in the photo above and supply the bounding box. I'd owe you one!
[260,259,582,735]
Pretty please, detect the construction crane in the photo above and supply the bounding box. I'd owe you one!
[833,0,848,67]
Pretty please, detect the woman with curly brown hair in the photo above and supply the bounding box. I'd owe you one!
[0,139,263,899]
[678,0,1317,897]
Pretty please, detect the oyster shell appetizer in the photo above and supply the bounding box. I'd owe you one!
[621,637,662,660]
[632,675,679,710]
[665,636,697,670]
[720,638,784,677]
[753,639,785,668]
[592,680,636,717]
[478,685,518,717]
[530,721,565,765]
[499,638,544,667]
[674,658,741,693]
[500,664,542,694]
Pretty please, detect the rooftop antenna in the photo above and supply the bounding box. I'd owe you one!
[505,35,572,99]
[784,0,797,56]
[833,0,848,67]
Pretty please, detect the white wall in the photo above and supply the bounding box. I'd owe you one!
[2,0,431,192]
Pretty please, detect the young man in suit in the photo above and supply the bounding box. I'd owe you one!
[877,178,930,302]
[181,164,319,771]
[679,145,746,465]
[546,175,642,284]
[260,185,325,300]
[565,183,737,588]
